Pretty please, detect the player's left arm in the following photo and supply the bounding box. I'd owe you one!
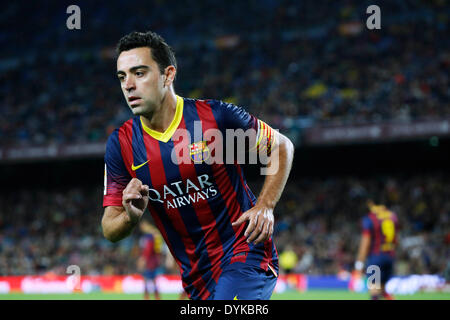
[354,217,372,273]
[232,129,294,244]
[355,233,371,273]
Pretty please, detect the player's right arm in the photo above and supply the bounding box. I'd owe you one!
[355,233,371,271]
[102,129,149,242]
[354,216,372,273]
[102,178,149,242]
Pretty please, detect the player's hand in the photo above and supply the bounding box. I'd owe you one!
[232,205,274,245]
[353,270,363,278]
[122,178,149,224]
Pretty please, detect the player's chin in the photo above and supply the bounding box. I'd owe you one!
[129,105,146,115]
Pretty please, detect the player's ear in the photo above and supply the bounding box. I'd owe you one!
[163,65,176,87]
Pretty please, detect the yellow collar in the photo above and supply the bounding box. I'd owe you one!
[140,95,184,143]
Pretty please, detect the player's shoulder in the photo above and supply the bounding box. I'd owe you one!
[363,213,374,223]
[204,98,254,123]
[183,97,242,126]
[105,117,137,149]
[186,95,244,110]
[107,118,137,139]
[361,214,374,232]
[182,96,229,111]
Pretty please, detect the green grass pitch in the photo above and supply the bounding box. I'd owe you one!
[1,290,449,300]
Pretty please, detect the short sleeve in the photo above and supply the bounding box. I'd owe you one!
[361,216,373,235]
[217,100,276,156]
[103,129,131,207]
[221,101,258,131]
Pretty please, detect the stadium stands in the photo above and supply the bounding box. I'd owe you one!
[1,174,448,277]
[0,0,448,147]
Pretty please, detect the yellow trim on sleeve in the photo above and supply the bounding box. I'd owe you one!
[255,120,265,149]
[140,95,184,143]
[249,119,265,152]
[251,119,276,153]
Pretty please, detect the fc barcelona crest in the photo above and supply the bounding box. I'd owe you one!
[189,141,210,163]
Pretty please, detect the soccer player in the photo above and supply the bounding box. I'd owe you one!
[137,219,162,300]
[354,199,399,300]
[101,31,294,300]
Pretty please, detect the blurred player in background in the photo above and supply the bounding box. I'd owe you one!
[164,252,189,300]
[354,199,399,300]
[102,31,294,300]
[138,219,163,300]
[279,244,298,274]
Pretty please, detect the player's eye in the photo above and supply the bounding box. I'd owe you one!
[135,71,145,77]
[118,75,125,81]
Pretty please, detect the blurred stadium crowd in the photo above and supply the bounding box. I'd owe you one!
[0,174,448,277]
[0,0,448,147]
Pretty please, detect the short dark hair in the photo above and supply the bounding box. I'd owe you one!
[116,31,177,74]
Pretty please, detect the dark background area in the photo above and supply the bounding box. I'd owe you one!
[2,137,449,189]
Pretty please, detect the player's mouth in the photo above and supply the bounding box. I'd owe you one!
[128,96,142,106]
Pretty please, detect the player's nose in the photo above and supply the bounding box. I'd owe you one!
[124,77,136,91]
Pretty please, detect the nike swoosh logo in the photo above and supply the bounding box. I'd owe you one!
[131,160,149,171]
[233,295,238,300]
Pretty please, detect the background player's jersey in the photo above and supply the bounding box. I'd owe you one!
[103,96,278,300]
[139,233,162,270]
[362,205,399,257]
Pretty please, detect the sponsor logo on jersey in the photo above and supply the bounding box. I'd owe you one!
[147,174,218,210]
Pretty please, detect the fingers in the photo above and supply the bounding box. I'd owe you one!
[231,212,249,227]
[140,184,149,197]
[245,211,261,241]
[247,211,269,243]
[122,192,143,203]
[252,219,270,244]
[123,178,142,193]
[268,220,274,241]
[123,178,149,202]
[237,208,274,245]
[122,179,149,218]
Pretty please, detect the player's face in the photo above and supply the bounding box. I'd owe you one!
[116,47,166,116]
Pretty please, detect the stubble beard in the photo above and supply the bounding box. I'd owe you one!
[129,100,157,119]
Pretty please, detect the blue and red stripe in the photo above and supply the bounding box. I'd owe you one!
[368,213,381,255]
[182,100,245,272]
[118,119,137,179]
[194,100,252,258]
[175,117,226,284]
[140,120,207,299]
[198,99,278,273]
[157,138,216,299]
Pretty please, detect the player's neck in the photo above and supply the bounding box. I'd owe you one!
[141,90,177,133]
